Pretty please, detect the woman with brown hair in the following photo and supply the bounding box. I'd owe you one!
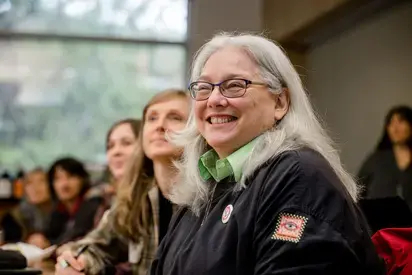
[55,89,190,275]
[55,118,141,256]
[88,118,141,226]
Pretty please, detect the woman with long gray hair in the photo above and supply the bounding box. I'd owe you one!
[150,33,384,274]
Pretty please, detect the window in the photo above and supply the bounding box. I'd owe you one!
[0,0,187,41]
[0,0,188,172]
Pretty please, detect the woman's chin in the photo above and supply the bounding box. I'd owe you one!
[207,141,239,158]
[111,170,124,181]
[149,150,177,161]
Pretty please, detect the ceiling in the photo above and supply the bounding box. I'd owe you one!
[263,0,410,52]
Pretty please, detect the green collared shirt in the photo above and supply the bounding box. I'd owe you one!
[199,138,258,182]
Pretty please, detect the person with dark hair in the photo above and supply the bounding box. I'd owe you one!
[358,105,412,209]
[27,157,103,249]
[47,157,92,200]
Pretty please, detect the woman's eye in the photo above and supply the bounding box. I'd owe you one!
[121,140,134,146]
[171,115,183,121]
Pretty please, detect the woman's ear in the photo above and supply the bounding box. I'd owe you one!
[274,88,290,121]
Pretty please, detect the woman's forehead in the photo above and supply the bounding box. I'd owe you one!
[146,97,188,114]
[200,47,259,81]
[110,123,134,137]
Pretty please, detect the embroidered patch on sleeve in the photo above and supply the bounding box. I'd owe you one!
[271,213,308,243]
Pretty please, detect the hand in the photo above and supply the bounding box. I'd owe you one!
[26,233,50,249]
[56,242,74,257]
[55,250,86,275]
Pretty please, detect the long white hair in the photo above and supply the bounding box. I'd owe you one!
[170,32,359,216]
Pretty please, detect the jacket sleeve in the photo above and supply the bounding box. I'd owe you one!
[69,210,129,275]
[253,151,383,275]
[254,209,360,275]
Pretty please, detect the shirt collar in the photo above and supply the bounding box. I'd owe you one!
[199,138,258,182]
[56,196,83,218]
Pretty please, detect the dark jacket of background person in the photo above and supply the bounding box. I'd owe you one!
[1,200,54,243]
[358,106,412,209]
[45,157,103,246]
[45,192,102,245]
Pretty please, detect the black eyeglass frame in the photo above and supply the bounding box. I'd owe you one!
[188,78,269,101]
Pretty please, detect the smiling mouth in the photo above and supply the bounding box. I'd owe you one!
[207,116,238,124]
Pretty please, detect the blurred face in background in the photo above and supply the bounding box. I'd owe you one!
[107,123,138,181]
[53,167,83,202]
[143,96,189,161]
[388,113,411,145]
[24,170,50,205]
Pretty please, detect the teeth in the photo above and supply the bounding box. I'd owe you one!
[210,117,236,124]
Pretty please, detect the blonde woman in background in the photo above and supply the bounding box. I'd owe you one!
[55,89,190,275]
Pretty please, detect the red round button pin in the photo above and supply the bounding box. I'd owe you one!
[222,204,233,224]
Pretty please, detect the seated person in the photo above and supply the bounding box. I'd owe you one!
[27,157,103,249]
[358,106,412,209]
[87,118,141,227]
[55,119,141,257]
[1,168,54,244]
[55,89,190,275]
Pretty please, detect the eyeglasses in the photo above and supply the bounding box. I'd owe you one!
[188,78,268,101]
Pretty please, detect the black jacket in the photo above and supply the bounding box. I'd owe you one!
[45,197,102,245]
[150,149,385,275]
[358,149,412,209]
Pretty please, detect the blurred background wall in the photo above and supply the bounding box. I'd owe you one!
[307,1,412,174]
